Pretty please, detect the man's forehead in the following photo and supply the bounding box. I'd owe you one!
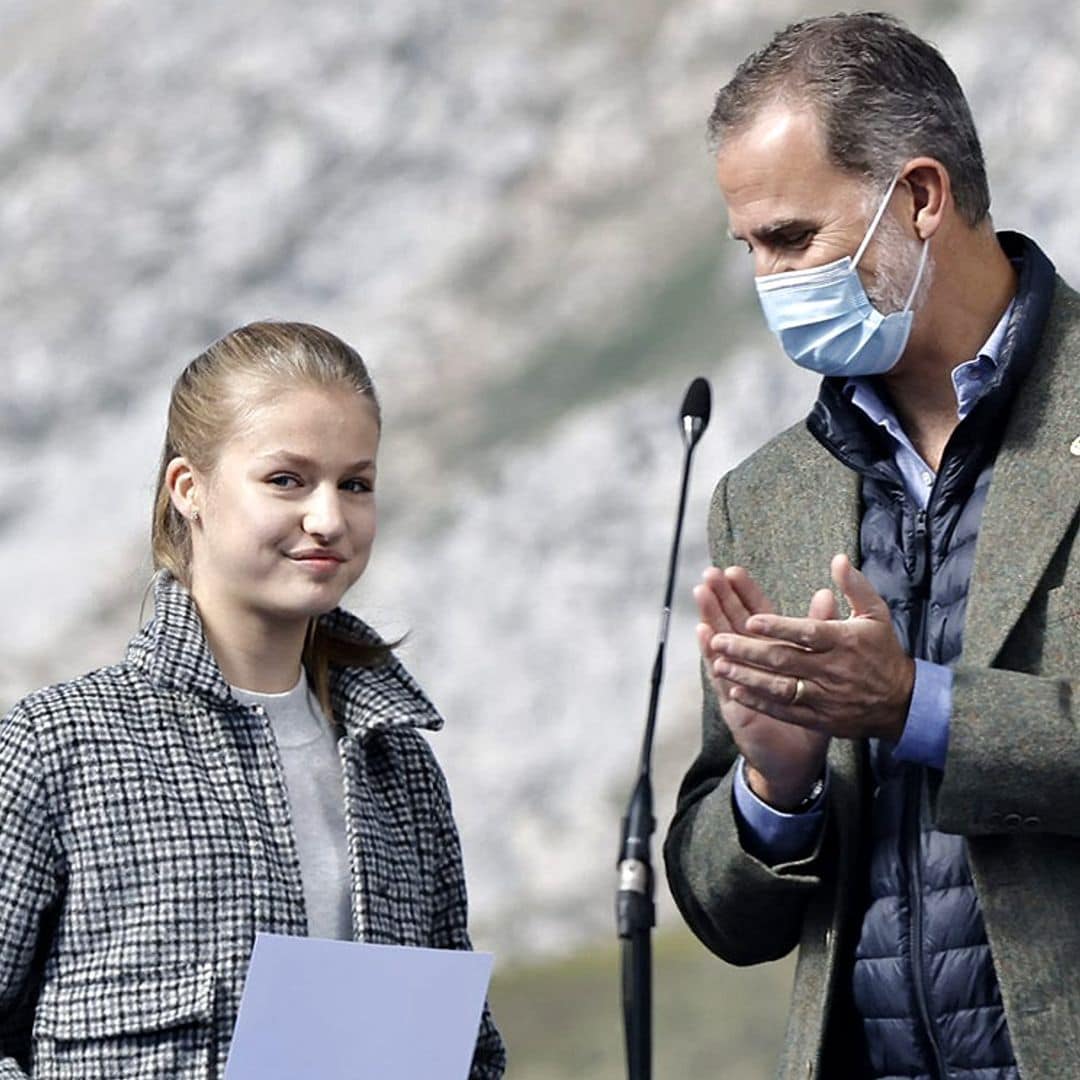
[727,103,826,157]
[715,103,863,232]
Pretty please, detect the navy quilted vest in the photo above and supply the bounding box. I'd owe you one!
[853,462,1017,1080]
[806,233,1056,1079]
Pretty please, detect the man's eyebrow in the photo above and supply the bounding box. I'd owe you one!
[728,218,817,244]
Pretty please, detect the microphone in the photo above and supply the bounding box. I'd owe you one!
[681,376,711,449]
[617,376,712,1080]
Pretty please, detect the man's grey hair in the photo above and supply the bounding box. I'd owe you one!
[708,12,991,226]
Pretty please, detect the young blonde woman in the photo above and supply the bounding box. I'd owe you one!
[0,322,505,1078]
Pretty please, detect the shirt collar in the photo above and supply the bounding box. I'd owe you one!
[846,295,1017,427]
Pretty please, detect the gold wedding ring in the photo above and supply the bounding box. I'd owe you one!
[791,677,807,705]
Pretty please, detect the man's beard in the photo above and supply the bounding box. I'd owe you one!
[863,199,933,316]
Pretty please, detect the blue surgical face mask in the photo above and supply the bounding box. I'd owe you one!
[753,173,930,377]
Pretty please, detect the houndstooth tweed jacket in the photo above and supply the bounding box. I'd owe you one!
[0,573,505,1079]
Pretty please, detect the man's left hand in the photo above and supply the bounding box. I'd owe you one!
[709,553,916,742]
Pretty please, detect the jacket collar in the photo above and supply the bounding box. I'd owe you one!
[321,605,444,739]
[128,572,443,737]
[127,572,233,705]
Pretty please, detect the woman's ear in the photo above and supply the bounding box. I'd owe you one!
[165,456,201,523]
[900,157,950,242]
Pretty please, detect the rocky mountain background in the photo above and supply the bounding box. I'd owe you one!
[3,0,1078,961]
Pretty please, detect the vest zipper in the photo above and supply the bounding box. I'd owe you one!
[910,508,929,589]
[903,770,950,1079]
[904,506,950,1079]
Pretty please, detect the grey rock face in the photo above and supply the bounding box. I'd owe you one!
[2,0,1078,957]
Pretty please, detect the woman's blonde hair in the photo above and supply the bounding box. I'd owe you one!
[152,321,391,721]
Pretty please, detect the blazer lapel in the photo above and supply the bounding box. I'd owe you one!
[965,285,1080,666]
[772,427,862,615]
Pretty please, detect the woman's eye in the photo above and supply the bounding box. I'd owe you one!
[341,477,374,494]
[268,474,301,489]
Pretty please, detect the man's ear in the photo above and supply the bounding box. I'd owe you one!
[899,157,950,241]
[165,456,201,522]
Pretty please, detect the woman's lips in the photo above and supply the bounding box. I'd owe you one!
[288,551,346,571]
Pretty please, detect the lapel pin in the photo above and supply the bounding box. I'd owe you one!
[1071,437,1080,457]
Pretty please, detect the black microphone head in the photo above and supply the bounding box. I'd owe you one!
[680,376,711,446]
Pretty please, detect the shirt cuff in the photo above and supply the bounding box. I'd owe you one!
[892,658,952,771]
[732,756,827,865]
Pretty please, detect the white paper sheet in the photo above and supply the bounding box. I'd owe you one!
[225,933,494,1080]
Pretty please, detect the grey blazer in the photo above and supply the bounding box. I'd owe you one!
[0,574,505,1079]
[665,278,1080,1079]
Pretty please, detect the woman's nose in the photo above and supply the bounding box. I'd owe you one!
[302,487,346,540]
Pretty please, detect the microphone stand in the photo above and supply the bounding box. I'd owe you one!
[617,380,710,1080]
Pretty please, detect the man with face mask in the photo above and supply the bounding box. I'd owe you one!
[664,13,1079,1080]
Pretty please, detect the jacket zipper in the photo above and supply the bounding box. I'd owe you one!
[904,507,950,1079]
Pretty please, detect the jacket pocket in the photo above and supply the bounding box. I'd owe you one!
[33,965,215,1079]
